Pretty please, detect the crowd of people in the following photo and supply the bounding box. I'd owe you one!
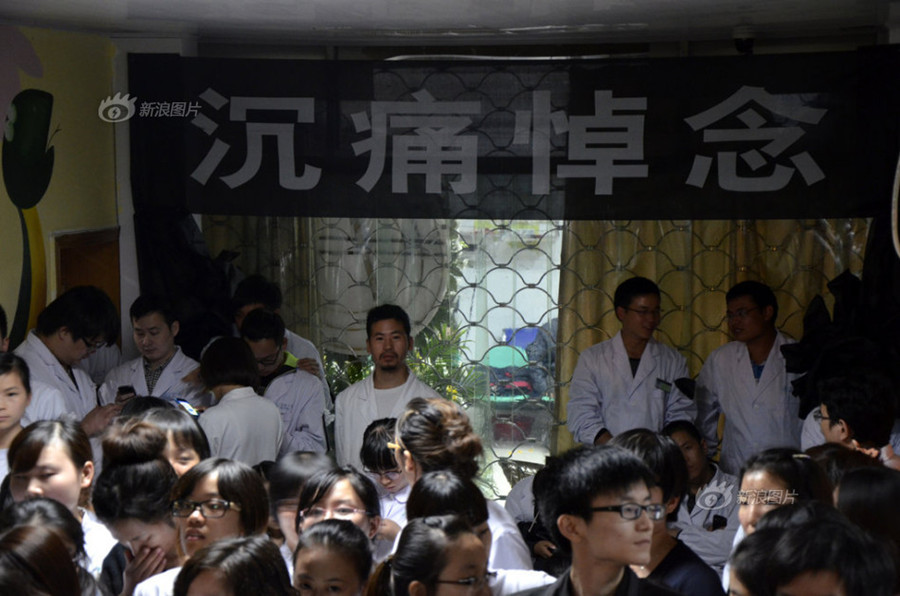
[0,273,897,595]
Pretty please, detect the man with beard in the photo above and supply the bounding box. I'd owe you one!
[334,304,442,469]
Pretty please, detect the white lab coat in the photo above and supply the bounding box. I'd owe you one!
[504,474,536,524]
[567,331,696,444]
[22,381,69,425]
[334,369,441,469]
[265,367,327,454]
[487,500,533,571]
[695,331,803,475]
[134,566,180,596]
[97,347,210,407]
[199,386,284,466]
[15,331,98,419]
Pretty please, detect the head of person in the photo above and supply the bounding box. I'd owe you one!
[8,419,94,516]
[0,524,82,596]
[536,445,656,568]
[296,466,381,541]
[173,534,297,596]
[381,515,490,596]
[170,458,269,558]
[232,274,282,330]
[294,519,373,596]
[361,417,408,494]
[0,353,32,443]
[770,519,896,596]
[139,407,211,477]
[129,295,180,367]
[239,308,288,378]
[395,397,483,485]
[199,337,258,394]
[0,496,86,563]
[406,470,491,555]
[34,285,119,366]
[365,304,413,372]
[738,448,832,534]
[613,277,662,342]
[817,372,896,450]
[268,451,334,553]
[727,527,780,596]
[611,429,687,524]
[837,466,900,572]
[661,419,709,486]
[805,442,881,488]
[92,420,181,569]
[725,281,778,343]
[0,304,8,352]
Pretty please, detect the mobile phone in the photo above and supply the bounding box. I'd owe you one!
[116,385,136,404]
[175,399,199,417]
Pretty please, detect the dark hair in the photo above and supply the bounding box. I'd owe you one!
[118,396,174,420]
[174,535,297,596]
[536,445,655,554]
[139,408,211,461]
[268,452,334,519]
[35,285,119,345]
[92,421,178,526]
[0,525,82,596]
[726,280,778,321]
[406,470,489,527]
[739,448,832,506]
[613,277,660,310]
[8,420,93,488]
[755,501,847,532]
[366,304,411,338]
[369,515,475,596]
[296,466,380,532]
[0,352,31,396]
[294,519,373,589]
[0,304,7,340]
[396,397,483,480]
[199,337,259,390]
[0,497,86,560]
[729,527,780,596]
[129,295,177,327]
[360,418,398,473]
[232,274,282,312]
[172,459,269,536]
[818,373,895,448]
[805,442,880,486]
[661,419,703,446]
[837,466,900,580]
[770,520,896,596]
[611,429,687,504]
[239,308,286,342]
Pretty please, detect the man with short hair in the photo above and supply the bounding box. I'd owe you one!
[695,281,803,474]
[334,304,442,469]
[14,286,122,436]
[241,308,326,453]
[98,295,208,407]
[512,445,682,596]
[568,277,695,445]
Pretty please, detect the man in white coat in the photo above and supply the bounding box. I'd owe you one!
[567,277,696,445]
[14,286,122,437]
[334,304,441,469]
[99,295,208,407]
[695,281,803,475]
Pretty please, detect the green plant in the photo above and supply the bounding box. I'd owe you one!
[408,322,486,404]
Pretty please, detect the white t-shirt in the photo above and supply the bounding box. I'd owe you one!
[134,566,181,596]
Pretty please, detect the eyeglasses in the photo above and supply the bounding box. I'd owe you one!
[255,344,283,367]
[725,307,759,321]
[79,337,106,352]
[299,506,370,522]
[624,307,662,318]
[365,469,403,481]
[435,571,497,591]
[812,410,831,422]
[172,498,241,518]
[591,503,667,521]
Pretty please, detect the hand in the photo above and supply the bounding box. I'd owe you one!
[82,403,122,437]
[534,540,557,559]
[120,546,167,596]
[296,358,321,377]
[181,367,202,387]
[377,518,402,541]
[593,430,613,445]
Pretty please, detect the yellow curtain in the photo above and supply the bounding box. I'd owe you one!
[553,218,869,454]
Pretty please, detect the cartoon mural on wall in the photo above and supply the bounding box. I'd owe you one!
[1,25,50,346]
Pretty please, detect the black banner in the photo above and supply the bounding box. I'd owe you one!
[127,49,900,220]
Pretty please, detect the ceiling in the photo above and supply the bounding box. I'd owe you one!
[0,0,891,46]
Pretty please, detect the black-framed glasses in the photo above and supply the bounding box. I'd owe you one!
[435,571,497,591]
[591,503,666,521]
[725,307,759,321]
[172,498,241,518]
[78,337,106,352]
[812,409,831,422]
[255,344,283,367]
[365,468,403,481]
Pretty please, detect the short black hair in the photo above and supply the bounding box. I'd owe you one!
[406,470,489,527]
[359,417,397,473]
[613,277,660,310]
[726,280,778,321]
[294,519,373,588]
[0,353,31,395]
[239,308,286,343]
[366,304,411,338]
[818,372,895,448]
[0,304,7,340]
[35,285,119,344]
[611,429,688,504]
[296,467,381,533]
[267,452,334,519]
[232,274,282,312]
[129,295,177,327]
[139,408,211,461]
[729,527,780,596]
[661,419,704,446]
[740,448,833,506]
[174,535,295,596]
[535,445,655,554]
[199,337,259,390]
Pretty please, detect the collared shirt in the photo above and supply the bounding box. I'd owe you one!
[143,352,176,395]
